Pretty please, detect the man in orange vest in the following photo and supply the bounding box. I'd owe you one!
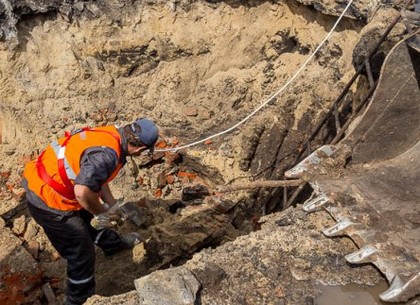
[22,118,159,305]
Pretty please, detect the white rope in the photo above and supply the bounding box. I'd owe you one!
[156,0,355,153]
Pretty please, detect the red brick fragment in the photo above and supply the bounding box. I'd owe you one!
[154,188,162,198]
[0,172,11,179]
[166,175,175,184]
[6,183,14,192]
[177,171,197,180]
[164,151,180,165]
[155,140,167,148]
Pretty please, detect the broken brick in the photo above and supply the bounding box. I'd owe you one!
[0,171,11,179]
[6,183,14,192]
[155,140,167,148]
[177,171,197,180]
[166,175,175,184]
[164,151,180,165]
[0,228,43,305]
[154,188,162,198]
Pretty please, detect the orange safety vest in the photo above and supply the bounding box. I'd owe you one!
[23,126,123,211]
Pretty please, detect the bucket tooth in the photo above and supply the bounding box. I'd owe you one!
[285,145,337,179]
[380,275,404,302]
[322,218,355,237]
[345,244,377,264]
[303,194,329,212]
[379,272,420,303]
[379,275,404,302]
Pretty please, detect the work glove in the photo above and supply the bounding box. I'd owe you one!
[91,201,126,230]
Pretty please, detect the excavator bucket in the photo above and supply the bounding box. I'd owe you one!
[286,32,420,302]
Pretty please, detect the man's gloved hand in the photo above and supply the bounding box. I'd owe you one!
[91,201,126,230]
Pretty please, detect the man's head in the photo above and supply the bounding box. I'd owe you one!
[123,118,159,156]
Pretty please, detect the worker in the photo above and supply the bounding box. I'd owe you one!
[22,118,159,305]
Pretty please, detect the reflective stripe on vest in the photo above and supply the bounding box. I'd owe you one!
[36,127,121,200]
[36,150,76,200]
[51,140,77,180]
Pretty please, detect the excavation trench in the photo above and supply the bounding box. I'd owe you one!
[0,111,351,303]
[76,150,306,298]
[1,0,416,304]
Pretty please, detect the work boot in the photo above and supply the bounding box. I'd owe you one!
[64,296,85,305]
[101,231,142,257]
[121,232,142,249]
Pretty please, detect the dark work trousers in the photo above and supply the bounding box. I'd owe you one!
[27,201,127,305]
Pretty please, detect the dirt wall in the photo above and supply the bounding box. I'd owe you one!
[0,0,412,304]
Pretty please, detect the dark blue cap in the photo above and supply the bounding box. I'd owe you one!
[131,118,159,148]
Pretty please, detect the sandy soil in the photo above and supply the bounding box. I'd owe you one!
[0,0,413,304]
